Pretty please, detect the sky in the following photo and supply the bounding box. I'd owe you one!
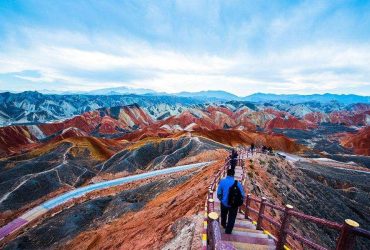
[0,0,370,96]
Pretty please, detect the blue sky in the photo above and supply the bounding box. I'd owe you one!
[0,0,370,95]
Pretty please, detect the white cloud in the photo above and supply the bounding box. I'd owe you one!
[0,28,370,95]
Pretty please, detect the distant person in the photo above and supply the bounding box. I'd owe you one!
[268,146,273,154]
[230,148,238,159]
[230,158,237,171]
[250,143,255,154]
[217,168,245,234]
[229,149,238,170]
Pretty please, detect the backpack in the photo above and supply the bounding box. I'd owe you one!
[228,180,243,207]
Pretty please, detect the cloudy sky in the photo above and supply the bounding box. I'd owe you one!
[0,0,370,96]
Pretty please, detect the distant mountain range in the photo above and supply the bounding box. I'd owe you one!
[244,93,370,104]
[176,90,239,100]
[1,91,370,127]
[25,86,159,96]
[2,88,368,104]
[0,91,201,126]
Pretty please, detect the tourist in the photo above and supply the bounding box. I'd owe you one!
[250,143,255,155]
[217,168,245,234]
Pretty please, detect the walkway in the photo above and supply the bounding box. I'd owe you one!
[212,164,275,249]
[206,150,370,250]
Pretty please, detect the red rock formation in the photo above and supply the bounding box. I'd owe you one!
[114,104,154,128]
[159,111,218,131]
[0,126,39,157]
[263,108,286,117]
[349,103,370,113]
[340,126,370,156]
[38,105,154,137]
[98,116,126,134]
[265,116,314,130]
[38,111,102,136]
[303,112,329,124]
[329,110,370,126]
[47,127,88,143]
[206,108,236,128]
[191,128,303,153]
[240,110,275,128]
[206,105,234,117]
[120,126,172,141]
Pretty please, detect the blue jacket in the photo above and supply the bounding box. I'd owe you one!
[217,176,245,207]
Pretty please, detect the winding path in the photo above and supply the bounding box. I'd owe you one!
[0,161,213,241]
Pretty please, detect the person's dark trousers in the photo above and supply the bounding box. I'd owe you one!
[220,203,239,234]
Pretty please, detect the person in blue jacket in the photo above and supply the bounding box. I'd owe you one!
[217,168,245,234]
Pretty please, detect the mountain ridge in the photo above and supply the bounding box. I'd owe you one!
[1,90,369,104]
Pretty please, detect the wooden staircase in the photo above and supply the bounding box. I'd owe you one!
[212,165,276,250]
[205,150,370,250]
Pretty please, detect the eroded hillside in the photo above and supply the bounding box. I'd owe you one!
[2,153,227,250]
[244,154,370,249]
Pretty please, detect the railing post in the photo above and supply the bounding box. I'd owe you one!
[256,197,267,230]
[336,219,359,250]
[208,189,213,200]
[208,212,219,249]
[276,204,293,250]
[208,198,214,213]
[245,194,251,219]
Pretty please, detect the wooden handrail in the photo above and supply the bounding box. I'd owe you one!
[246,206,259,215]
[286,229,328,250]
[264,201,285,212]
[353,227,370,239]
[245,193,370,250]
[261,214,281,228]
[205,148,370,250]
[249,196,262,202]
[289,210,342,230]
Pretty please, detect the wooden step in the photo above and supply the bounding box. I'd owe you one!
[227,230,268,239]
[217,221,255,230]
[236,214,246,220]
[222,234,275,246]
[233,226,262,233]
[233,222,256,230]
[235,219,254,226]
[227,241,275,250]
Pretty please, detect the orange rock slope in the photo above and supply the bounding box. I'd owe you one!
[63,158,225,250]
[190,129,304,153]
[38,104,154,136]
[340,126,370,156]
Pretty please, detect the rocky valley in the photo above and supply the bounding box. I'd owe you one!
[0,92,369,249]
